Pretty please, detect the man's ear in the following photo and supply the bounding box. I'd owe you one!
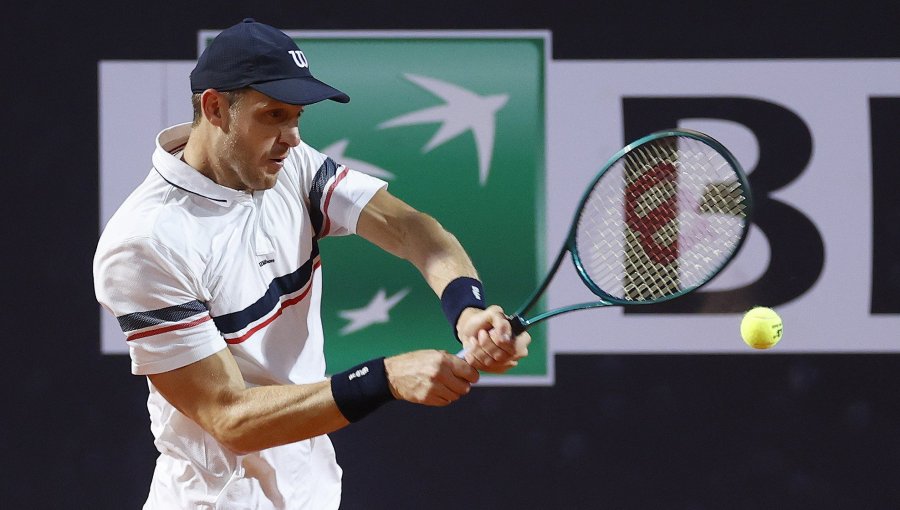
[200,89,229,128]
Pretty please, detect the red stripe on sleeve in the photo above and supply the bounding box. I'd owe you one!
[127,314,212,341]
[320,168,350,238]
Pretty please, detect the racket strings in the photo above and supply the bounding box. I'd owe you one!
[575,136,749,302]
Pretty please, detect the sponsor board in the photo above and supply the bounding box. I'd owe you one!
[98,32,900,386]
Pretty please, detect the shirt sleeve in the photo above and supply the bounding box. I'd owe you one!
[289,142,388,239]
[94,237,227,375]
[313,161,387,238]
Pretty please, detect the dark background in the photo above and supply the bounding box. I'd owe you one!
[4,1,899,508]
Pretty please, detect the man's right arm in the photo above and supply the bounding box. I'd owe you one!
[148,346,478,455]
[97,237,479,454]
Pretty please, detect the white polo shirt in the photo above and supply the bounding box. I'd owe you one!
[94,123,386,510]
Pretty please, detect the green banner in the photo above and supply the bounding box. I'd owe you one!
[292,34,548,381]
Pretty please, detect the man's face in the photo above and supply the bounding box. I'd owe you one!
[216,89,304,191]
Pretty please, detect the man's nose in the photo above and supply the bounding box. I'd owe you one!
[282,125,301,147]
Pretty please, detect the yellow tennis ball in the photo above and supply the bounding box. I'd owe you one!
[740,307,783,349]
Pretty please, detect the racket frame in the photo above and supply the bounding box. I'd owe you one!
[510,129,753,334]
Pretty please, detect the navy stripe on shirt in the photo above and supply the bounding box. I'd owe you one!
[211,243,320,335]
[309,157,339,239]
[117,300,208,332]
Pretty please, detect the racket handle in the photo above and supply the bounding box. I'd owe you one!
[507,314,528,336]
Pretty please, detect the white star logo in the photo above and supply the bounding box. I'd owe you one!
[322,139,396,180]
[378,74,509,186]
[338,288,411,335]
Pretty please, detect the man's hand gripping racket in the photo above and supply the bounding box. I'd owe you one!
[459,129,753,364]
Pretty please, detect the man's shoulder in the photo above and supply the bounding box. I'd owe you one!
[100,173,167,241]
[98,172,207,261]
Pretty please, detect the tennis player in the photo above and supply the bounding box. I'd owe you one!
[93,18,529,509]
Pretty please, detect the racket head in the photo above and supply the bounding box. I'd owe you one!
[567,129,753,305]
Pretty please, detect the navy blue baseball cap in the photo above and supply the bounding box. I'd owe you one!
[190,18,349,105]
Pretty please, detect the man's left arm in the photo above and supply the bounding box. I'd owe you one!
[355,188,529,372]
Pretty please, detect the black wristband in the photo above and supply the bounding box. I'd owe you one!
[440,277,486,342]
[330,357,395,423]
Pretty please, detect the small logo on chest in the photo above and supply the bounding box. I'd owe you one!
[258,258,275,268]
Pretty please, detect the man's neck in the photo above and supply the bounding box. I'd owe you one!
[182,127,220,185]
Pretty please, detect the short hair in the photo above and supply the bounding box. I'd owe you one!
[191,88,249,127]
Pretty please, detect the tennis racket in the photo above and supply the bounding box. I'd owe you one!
[501,128,753,337]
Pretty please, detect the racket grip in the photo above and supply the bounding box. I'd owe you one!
[507,314,527,336]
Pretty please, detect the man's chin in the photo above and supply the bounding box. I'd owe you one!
[261,173,280,190]
[252,164,281,189]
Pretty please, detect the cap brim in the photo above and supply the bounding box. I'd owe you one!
[250,76,350,105]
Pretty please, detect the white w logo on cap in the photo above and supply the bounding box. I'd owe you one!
[288,50,308,68]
